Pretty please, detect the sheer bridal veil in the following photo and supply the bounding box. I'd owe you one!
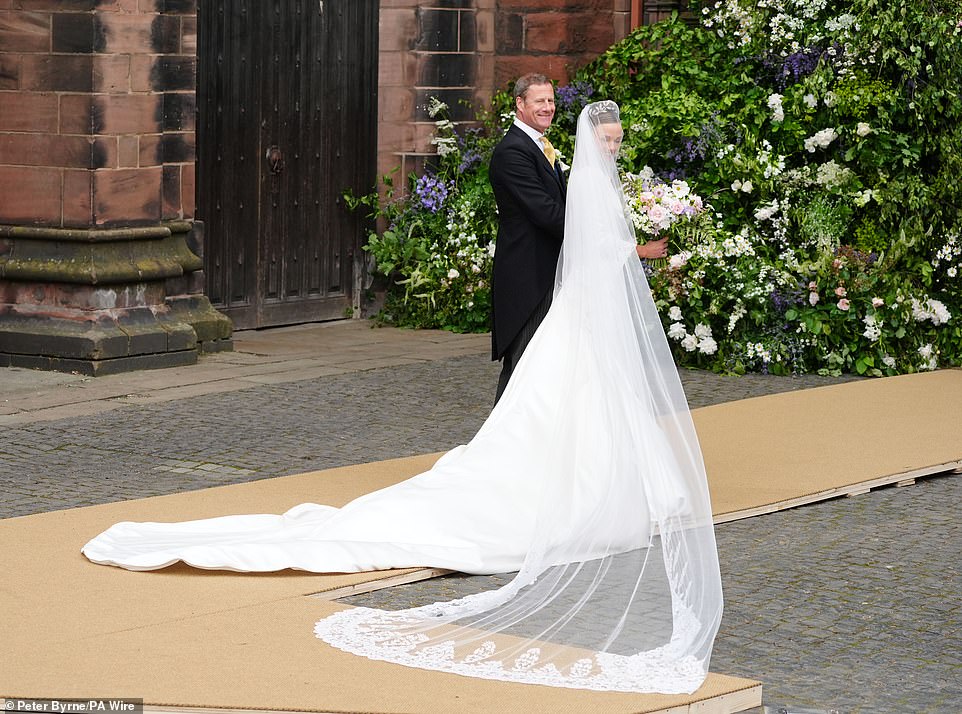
[314,101,723,694]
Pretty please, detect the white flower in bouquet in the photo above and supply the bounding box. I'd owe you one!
[668,305,683,321]
[681,334,699,352]
[647,204,671,230]
[882,355,896,369]
[622,169,706,268]
[694,323,713,339]
[671,179,691,199]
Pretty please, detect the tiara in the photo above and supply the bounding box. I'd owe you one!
[586,100,619,118]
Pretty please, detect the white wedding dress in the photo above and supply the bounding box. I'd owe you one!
[83,102,723,694]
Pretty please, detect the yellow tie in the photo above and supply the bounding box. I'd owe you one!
[540,136,557,166]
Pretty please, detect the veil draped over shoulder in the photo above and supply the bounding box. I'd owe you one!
[82,102,723,694]
[312,101,723,693]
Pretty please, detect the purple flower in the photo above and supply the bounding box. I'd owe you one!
[413,173,452,213]
[666,116,723,174]
[556,81,595,111]
[761,46,824,89]
[770,287,803,314]
[458,149,481,173]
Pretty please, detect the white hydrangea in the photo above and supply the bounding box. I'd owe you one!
[911,297,952,325]
[918,343,938,371]
[668,322,687,341]
[816,160,854,187]
[426,96,448,118]
[767,93,785,122]
[804,128,839,153]
[698,336,718,355]
[862,314,882,341]
[431,135,458,156]
[754,199,780,222]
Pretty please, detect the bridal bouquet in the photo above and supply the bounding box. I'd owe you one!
[622,169,705,268]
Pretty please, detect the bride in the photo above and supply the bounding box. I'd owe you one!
[83,101,723,695]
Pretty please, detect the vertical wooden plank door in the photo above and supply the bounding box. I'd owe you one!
[198,0,378,329]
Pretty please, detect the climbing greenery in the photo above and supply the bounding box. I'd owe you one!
[355,0,962,375]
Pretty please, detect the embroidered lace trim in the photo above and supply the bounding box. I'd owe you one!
[314,605,706,694]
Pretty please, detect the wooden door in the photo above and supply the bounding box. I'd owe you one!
[197,0,378,329]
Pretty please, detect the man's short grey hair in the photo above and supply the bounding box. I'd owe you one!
[514,73,552,100]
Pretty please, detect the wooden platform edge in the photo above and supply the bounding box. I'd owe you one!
[308,567,454,601]
[685,683,763,714]
[713,460,962,525]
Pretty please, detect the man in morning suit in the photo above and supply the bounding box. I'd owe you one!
[488,74,567,403]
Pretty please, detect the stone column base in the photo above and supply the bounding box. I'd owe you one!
[0,221,233,376]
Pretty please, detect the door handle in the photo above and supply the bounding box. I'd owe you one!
[266,146,284,174]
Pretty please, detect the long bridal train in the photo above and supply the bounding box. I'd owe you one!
[82,101,723,694]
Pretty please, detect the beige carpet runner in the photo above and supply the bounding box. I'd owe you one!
[3,370,960,713]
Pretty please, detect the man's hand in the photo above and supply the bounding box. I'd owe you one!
[636,236,669,260]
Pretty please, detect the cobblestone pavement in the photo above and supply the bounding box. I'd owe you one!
[1,338,958,713]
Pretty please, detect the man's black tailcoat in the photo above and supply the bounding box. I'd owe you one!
[488,124,567,360]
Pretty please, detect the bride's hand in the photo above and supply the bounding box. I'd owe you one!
[636,237,669,260]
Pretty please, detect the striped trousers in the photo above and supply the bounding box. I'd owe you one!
[494,290,554,405]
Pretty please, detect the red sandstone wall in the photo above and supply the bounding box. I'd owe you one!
[1,1,629,227]
[377,0,496,185]
[376,0,628,184]
[494,0,629,87]
[0,1,196,228]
